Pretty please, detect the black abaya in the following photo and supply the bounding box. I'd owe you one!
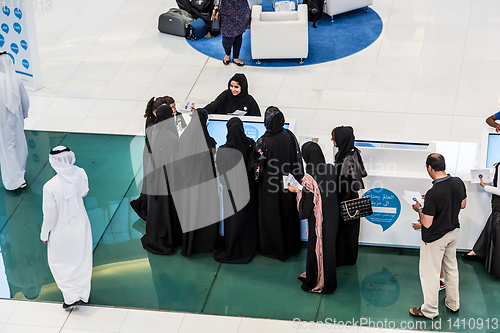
[141,105,183,255]
[176,110,220,257]
[256,107,303,261]
[297,142,339,293]
[204,73,261,116]
[472,163,500,278]
[333,126,366,267]
[215,118,258,263]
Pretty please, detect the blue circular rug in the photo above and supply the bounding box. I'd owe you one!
[186,8,383,67]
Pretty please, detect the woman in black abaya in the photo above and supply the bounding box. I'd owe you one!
[332,126,367,266]
[141,104,183,254]
[463,162,500,278]
[177,109,220,256]
[215,117,258,263]
[288,142,339,293]
[204,73,261,116]
[256,106,303,261]
[131,95,179,221]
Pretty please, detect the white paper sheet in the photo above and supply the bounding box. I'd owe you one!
[177,102,194,113]
[283,173,303,190]
[230,110,247,116]
[471,169,493,184]
[403,190,423,205]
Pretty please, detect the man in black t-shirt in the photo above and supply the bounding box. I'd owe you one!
[409,153,467,319]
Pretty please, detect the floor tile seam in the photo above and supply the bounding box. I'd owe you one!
[200,262,222,314]
[185,57,211,102]
[58,307,74,333]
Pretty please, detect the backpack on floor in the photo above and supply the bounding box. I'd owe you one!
[186,18,209,40]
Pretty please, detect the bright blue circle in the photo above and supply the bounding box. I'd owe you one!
[364,188,401,232]
[186,8,383,67]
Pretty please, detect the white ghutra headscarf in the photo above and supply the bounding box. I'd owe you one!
[0,53,21,115]
[49,146,88,223]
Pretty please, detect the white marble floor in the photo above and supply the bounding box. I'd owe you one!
[0,299,439,333]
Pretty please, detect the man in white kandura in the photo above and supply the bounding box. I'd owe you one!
[41,146,92,309]
[0,51,30,190]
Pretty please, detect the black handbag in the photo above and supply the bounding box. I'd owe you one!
[340,196,373,221]
[210,6,220,36]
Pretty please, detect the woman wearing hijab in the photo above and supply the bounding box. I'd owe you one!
[177,109,220,257]
[41,146,92,309]
[0,52,30,191]
[256,106,303,261]
[141,104,183,255]
[219,0,250,66]
[331,126,367,266]
[131,96,187,221]
[288,142,339,294]
[204,73,260,116]
[215,117,258,263]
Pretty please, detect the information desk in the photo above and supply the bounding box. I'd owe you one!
[357,140,490,250]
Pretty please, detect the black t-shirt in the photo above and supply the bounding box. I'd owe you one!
[422,175,466,243]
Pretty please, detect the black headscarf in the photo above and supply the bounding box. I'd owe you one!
[302,141,326,176]
[264,106,285,135]
[204,73,261,116]
[333,126,356,164]
[228,73,249,103]
[225,117,256,167]
[155,104,178,135]
[195,108,217,148]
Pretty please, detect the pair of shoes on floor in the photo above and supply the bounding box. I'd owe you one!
[444,296,459,313]
[439,279,446,291]
[461,252,483,262]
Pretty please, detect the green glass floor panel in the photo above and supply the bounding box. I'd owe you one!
[202,247,322,321]
[0,131,65,231]
[90,182,221,313]
[56,133,143,248]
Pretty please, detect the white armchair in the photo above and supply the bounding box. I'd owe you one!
[247,0,262,10]
[323,0,373,22]
[250,4,309,64]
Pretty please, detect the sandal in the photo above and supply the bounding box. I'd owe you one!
[409,307,425,317]
[223,59,230,65]
[232,59,245,67]
[461,252,482,262]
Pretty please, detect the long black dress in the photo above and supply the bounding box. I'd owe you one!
[256,106,303,261]
[130,113,157,221]
[296,142,339,293]
[472,163,500,278]
[204,73,261,116]
[141,105,183,255]
[215,117,258,263]
[333,126,366,266]
[176,109,220,256]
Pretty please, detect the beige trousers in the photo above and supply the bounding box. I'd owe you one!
[419,228,460,318]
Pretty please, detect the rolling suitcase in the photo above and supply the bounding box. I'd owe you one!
[158,8,194,37]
